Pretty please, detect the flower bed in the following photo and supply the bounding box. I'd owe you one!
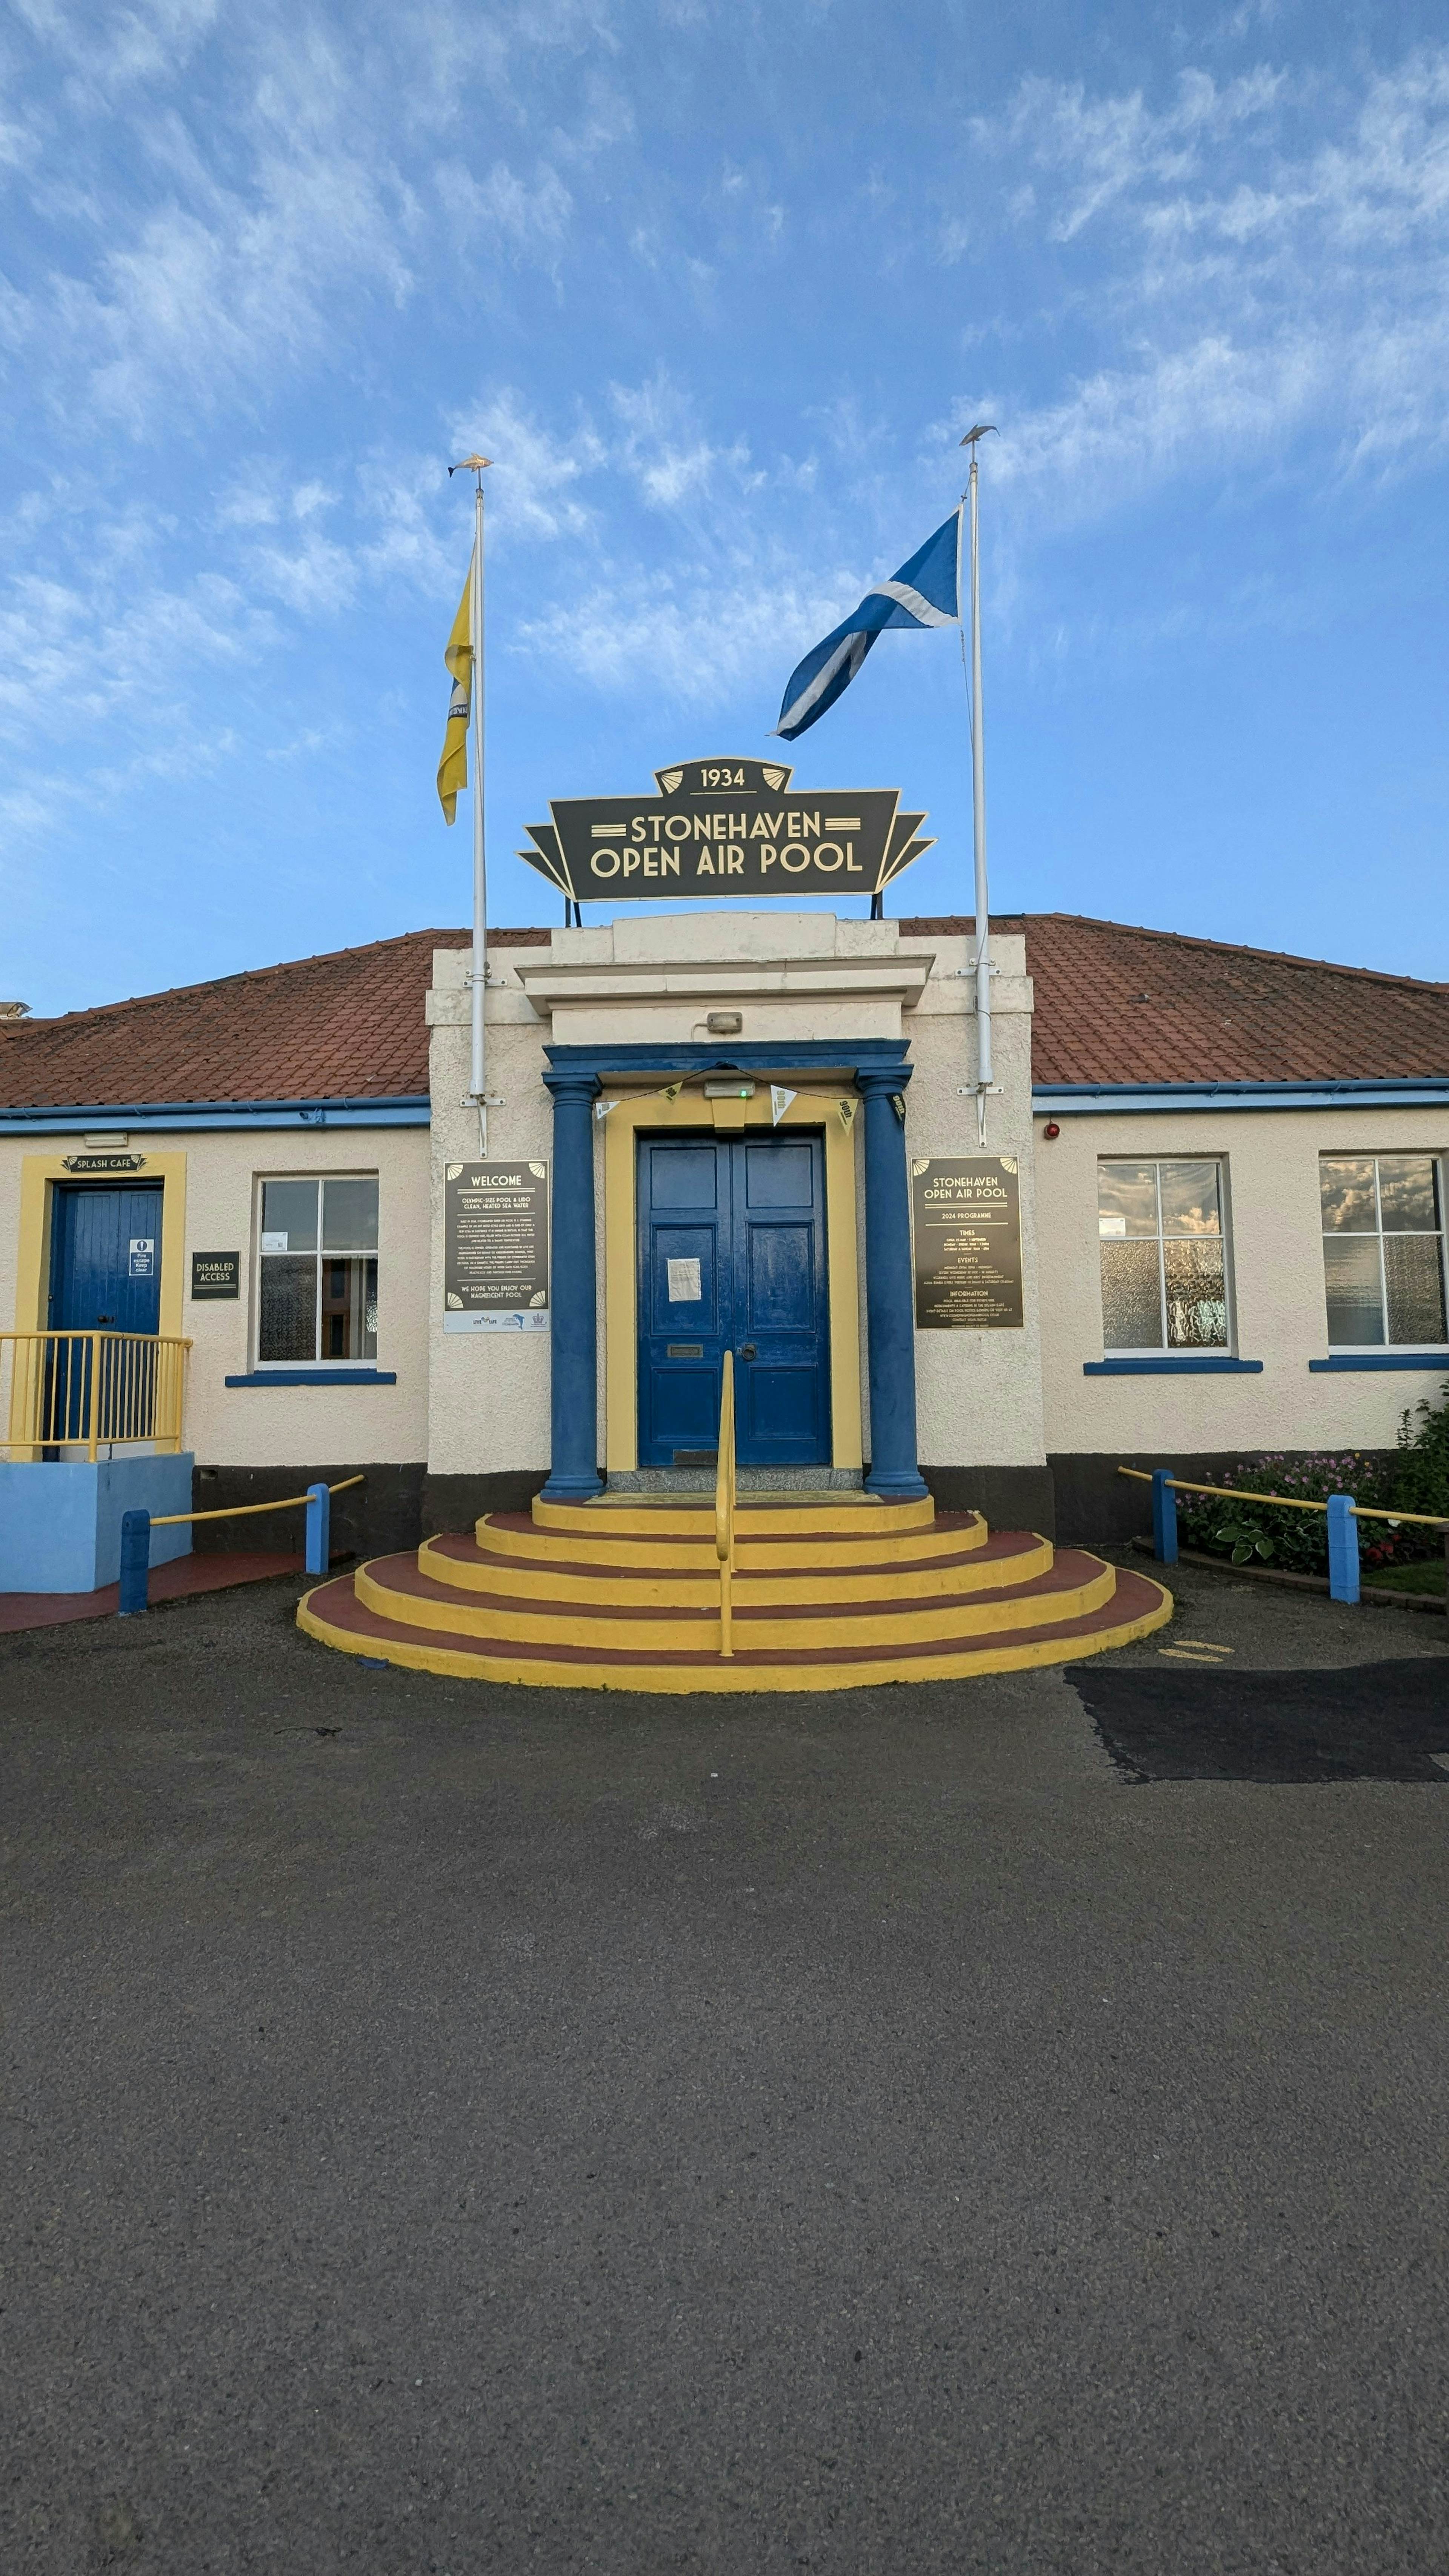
[1174,1390,1449,1573]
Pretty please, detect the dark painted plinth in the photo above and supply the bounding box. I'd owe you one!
[922,1464,1057,1540]
[191,1462,425,1559]
[422,1470,552,1531]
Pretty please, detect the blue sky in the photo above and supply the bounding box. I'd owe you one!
[3,0,1448,1014]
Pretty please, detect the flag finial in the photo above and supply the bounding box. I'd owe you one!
[448,455,493,481]
[958,423,997,448]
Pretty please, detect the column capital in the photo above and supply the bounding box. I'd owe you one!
[854,1063,915,1101]
[542,1067,601,1103]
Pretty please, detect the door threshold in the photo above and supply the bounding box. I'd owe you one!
[605,1466,864,1496]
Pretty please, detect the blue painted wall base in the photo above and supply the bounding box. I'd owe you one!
[0,1455,194,1593]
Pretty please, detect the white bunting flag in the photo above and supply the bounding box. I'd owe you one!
[594,1098,621,1122]
[770,1085,797,1127]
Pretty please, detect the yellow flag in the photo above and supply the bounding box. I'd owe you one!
[436,564,472,824]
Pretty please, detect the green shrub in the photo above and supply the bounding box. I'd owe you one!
[1174,1452,1397,1574]
[1391,1384,1449,1528]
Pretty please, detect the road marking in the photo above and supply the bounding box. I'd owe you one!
[1175,1639,1234,1654]
[1158,1646,1234,1663]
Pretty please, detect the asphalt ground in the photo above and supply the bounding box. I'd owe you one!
[2,1560,1447,2575]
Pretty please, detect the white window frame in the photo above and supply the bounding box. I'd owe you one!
[1319,1151,1449,1352]
[1097,1155,1236,1358]
[253,1171,380,1371]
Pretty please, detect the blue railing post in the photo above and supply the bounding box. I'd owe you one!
[305,1482,331,1577]
[1326,1493,1360,1604]
[1151,1469,1178,1565]
[118,1509,151,1615]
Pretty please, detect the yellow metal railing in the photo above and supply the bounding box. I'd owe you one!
[715,1349,736,1658]
[2,1330,191,1463]
[1117,1466,1449,1528]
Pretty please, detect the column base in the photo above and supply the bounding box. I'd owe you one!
[863,1465,930,1503]
[539,1469,604,1503]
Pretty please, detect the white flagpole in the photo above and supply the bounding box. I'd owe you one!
[960,424,997,1147]
[450,454,492,1153]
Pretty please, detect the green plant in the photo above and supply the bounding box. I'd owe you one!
[1392,1385,1449,1529]
[1212,1512,1275,1565]
[1175,1452,1395,1575]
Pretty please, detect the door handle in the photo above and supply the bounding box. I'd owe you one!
[738,1343,757,1360]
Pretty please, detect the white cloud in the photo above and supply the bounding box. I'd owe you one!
[952,51,1449,526]
[440,155,574,261]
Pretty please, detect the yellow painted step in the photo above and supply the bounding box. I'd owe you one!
[357,1553,1112,1652]
[532,1493,937,1541]
[298,1571,1174,1693]
[475,1513,987,1573]
[419,1531,1050,1610]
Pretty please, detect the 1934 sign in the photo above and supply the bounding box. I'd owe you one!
[516,756,933,906]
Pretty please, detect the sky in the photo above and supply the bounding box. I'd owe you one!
[3,0,1449,1016]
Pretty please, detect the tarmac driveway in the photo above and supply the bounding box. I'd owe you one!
[2,1563,1447,2574]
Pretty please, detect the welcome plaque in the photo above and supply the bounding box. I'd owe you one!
[443,1161,550,1333]
[516,755,934,906]
[911,1157,1024,1330]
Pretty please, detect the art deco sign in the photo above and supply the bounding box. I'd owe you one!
[516,755,933,905]
[911,1157,1025,1330]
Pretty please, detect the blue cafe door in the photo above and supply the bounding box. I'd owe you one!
[637,1132,831,1468]
[45,1183,165,1446]
[48,1184,165,1335]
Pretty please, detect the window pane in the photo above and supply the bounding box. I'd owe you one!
[259,1254,317,1360]
[1101,1240,1162,1349]
[319,1255,378,1360]
[1158,1161,1221,1238]
[1163,1241,1227,1347]
[322,1176,378,1252]
[1320,1159,1377,1232]
[1098,1163,1158,1239]
[1377,1155,1441,1234]
[261,1178,318,1252]
[1384,1235,1447,1345]
[1323,1235,1384,1346]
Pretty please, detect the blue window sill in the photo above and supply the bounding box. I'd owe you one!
[224,1369,398,1387]
[1083,1356,1263,1375]
[1309,1353,1449,1372]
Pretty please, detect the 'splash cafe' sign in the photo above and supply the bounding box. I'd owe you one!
[515,757,933,906]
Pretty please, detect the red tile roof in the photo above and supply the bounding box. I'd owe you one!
[1,915,1444,1110]
[899,914,1449,1085]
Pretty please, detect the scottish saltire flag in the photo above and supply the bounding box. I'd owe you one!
[774,511,960,740]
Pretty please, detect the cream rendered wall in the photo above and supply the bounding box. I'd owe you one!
[900,933,1048,1472]
[0,1124,431,1466]
[1036,1105,1449,1456]
[426,947,556,1479]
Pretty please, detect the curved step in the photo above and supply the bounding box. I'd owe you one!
[532,1493,937,1540]
[420,1525,1049,1610]
[299,1563,1173,1692]
[474,1507,989,1574]
[357,1547,1114,1652]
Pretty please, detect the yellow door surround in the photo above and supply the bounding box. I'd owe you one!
[602,1086,862,1475]
[13,1152,188,1339]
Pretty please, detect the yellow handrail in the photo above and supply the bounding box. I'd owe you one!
[2,1329,191,1462]
[1117,1465,1449,1529]
[715,1350,735,1658]
[150,1474,366,1529]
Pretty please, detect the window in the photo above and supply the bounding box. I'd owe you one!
[1098,1159,1229,1352]
[257,1176,378,1365]
[1319,1155,1447,1348]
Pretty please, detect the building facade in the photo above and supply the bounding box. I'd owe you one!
[2,907,1446,1580]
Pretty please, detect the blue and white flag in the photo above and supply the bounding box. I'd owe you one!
[774,511,960,741]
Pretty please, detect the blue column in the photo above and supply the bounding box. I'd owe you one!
[855,1067,928,1503]
[1326,1492,1360,1603]
[541,1068,603,1501]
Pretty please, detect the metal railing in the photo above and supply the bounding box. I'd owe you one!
[715,1350,736,1658]
[2,1329,191,1463]
[1119,1465,1449,1604]
[118,1474,366,1616]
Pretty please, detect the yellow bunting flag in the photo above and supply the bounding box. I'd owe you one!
[436,565,473,824]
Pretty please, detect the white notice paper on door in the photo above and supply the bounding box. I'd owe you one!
[666,1257,702,1302]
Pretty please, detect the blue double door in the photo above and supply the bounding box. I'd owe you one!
[637,1132,831,1468]
[45,1183,165,1446]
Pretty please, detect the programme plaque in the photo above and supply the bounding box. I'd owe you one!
[911,1157,1024,1330]
[443,1161,550,1333]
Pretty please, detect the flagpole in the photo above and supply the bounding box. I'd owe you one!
[959,424,997,1148]
[450,454,492,1153]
